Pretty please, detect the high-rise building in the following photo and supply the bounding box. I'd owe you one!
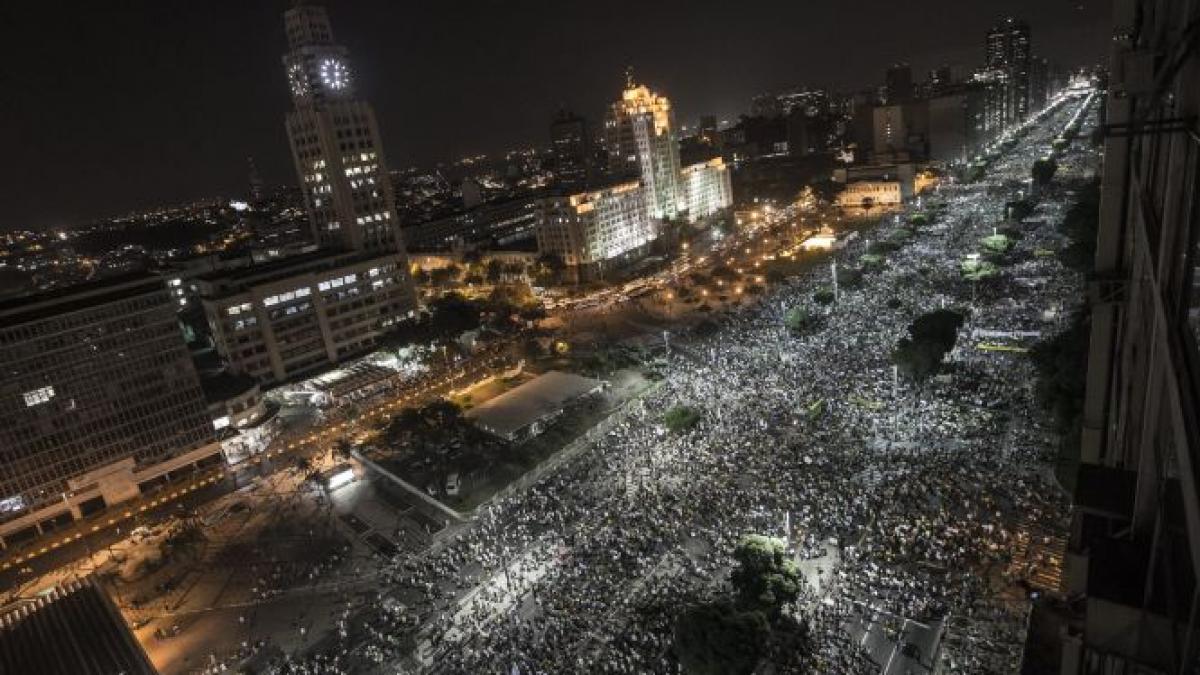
[605,75,683,220]
[550,108,591,187]
[535,180,654,279]
[282,2,404,254]
[1029,56,1050,111]
[1060,0,1200,670]
[985,16,1032,124]
[884,63,914,104]
[0,273,219,549]
[680,158,733,223]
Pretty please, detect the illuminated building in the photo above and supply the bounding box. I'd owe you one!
[0,273,219,549]
[197,249,416,385]
[680,158,733,223]
[985,17,1032,125]
[834,181,902,208]
[535,180,654,279]
[282,2,406,254]
[1061,0,1200,670]
[605,76,683,220]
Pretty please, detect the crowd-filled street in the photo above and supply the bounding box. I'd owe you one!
[210,86,1102,675]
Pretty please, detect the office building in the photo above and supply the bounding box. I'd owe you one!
[282,2,406,253]
[680,158,733,223]
[605,77,683,220]
[197,249,416,386]
[403,194,542,251]
[926,85,988,164]
[0,273,218,548]
[885,63,914,103]
[873,103,929,161]
[985,16,1032,125]
[535,180,654,279]
[551,108,592,187]
[1061,0,1200,671]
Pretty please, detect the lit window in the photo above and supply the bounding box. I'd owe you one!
[213,416,230,431]
[23,386,55,407]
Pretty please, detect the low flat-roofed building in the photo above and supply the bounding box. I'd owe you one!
[196,248,417,385]
[835,181,903,208]
[0,576,157,675]
[465,371,606,442]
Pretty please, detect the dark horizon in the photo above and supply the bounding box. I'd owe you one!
[1,0,1111,230]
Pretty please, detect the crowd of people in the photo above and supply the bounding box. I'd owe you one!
[248,89,1100,675]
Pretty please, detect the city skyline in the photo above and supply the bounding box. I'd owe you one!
[3,0,1110,230]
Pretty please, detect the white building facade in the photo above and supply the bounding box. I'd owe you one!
[680,158,733,223]
[606,82,683,221]
[536,181,655,278]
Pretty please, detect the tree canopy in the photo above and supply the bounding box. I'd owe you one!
[892,309,965,381]
[1032,157,1058,185]
[730,535,802,618]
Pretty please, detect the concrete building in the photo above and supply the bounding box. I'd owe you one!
[605,78,683,220]
[197,249,416,386]
[282,2,406,254]
[680,157,733,223]
[0,273,219,548]
[1061,0,1200,672]
[834,181,903,209]
[985,16,1032,125]
[550,108,592,187]
[402,194,542,252]
[926,85,988,164]
[884,62,914,104]
[873,103,929,162]
[535,180,655,279]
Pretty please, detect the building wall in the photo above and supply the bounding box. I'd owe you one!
[1067,0,1200,670]
[0,276,214,520]
[536,181,655,275]
[681,158,733,222]
[202,252,415,385]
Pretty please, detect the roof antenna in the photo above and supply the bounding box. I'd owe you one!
[625,66,635,89]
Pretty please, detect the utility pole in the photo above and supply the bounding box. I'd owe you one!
[831,260,839,302]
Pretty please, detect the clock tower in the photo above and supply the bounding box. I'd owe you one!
[282,1,405,255]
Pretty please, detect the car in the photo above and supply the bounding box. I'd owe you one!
[445,473,461,497]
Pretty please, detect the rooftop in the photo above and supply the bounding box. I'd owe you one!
[465,370,605,440]
[0,271,167,327]
[0,576,157,675]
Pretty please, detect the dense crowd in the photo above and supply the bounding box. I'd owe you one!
[245,90,1099,675]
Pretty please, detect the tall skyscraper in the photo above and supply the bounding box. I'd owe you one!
[605,73,683,220]
[884,63,914,104]
[550,108,591,187]
[282,2,404,254]
[985,17,1032,124]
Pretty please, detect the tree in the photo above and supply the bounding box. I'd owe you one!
[674,603,769,675]
[909,213,929,227]
[730,535,802,618]
[784,307,820,334]
[813,288,835,305]
[664,406,702,433]
[892,309,965,381]
[1032,157,1058,186]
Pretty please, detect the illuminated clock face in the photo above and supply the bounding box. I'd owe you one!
[287,63,310,97]
[320,58,350,91]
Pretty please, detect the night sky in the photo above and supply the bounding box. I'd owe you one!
[1,0,1111,230]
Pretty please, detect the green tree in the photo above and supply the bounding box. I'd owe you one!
[1032,157,1058,186]
[813,288,835,305]
[674,603,770,675]
[892,309,965,381]
[730,535,802,618]
[485,259,503,284]
[664,406,702,433]
[784,307,820,334]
